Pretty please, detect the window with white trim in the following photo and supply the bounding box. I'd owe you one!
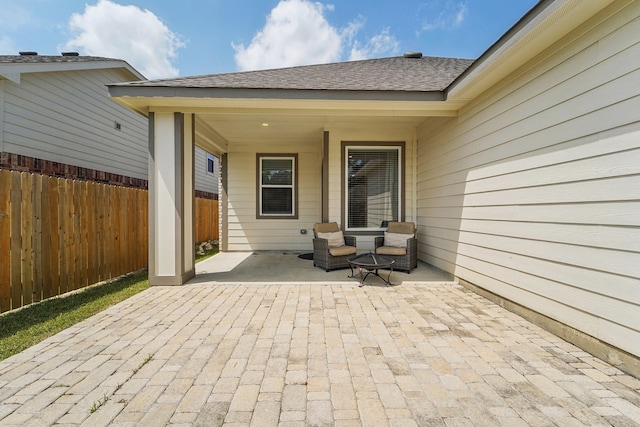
[344,144,402,230]
[257,154,297,218]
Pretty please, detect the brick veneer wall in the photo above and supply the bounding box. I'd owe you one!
[195,190,218,200]
[1,152,219,199]
[0,152,148,189]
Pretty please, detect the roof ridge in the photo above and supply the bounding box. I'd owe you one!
[138,55,475,86]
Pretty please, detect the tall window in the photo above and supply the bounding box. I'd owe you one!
[344,144,402,230]
[257,154,297,218]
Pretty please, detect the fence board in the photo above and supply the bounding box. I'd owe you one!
[21,173,33,306]
[49,178,60,299]
[10,172,22,309]
[73,180,82,290]
[80,182,87,286]
[0,170,10,312]
[41,177,52,300]
[58,178,68,295]
[127,188,135,274]
[101,184,110,281]
[87,182,97,285]
[32,174,43,303]
[98,184,107,282]
[66,179,75,292]
[115,185,123,276]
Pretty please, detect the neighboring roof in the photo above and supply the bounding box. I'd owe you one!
[0,54,120,64]
[0,54,145,83]
[112,55,474,93]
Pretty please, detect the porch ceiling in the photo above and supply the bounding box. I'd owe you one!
[131,96,461,148]
[195,112,432,144]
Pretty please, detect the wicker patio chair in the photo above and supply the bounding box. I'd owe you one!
[374,221,418,273]
[313,222,357,271]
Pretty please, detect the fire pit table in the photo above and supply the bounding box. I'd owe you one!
[347,253,395,287]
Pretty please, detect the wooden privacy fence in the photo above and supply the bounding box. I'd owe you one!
[0,170,148,313]
[195,197,219,244]
[0,170,219,313]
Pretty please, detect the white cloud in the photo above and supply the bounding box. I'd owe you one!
[233,0,399,71]
[62,0,185,79]
[349,28,399,61]
[420,0,468,32]
[233,0,342,71]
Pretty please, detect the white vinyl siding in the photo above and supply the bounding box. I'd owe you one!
[195,147,218,194]
[2,68,147,179]
[225,141,321,251]
[416,2,640,357]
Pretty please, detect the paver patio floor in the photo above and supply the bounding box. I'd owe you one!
[1,256,639,426]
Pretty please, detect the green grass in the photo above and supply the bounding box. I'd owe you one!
[0,270,149,361]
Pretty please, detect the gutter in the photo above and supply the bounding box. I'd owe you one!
[107,85,446,103]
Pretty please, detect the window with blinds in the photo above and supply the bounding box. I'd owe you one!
[257,154,297,218]
[345,145,401,230]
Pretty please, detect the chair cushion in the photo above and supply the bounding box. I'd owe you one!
[376,246,407,256]
[384,232,413,248]
[329,245,357,256]
[317,230,345,248]
[314,222,339,234]
[387,222,415,234]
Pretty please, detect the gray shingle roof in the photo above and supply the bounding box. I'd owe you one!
[118,55,474,93]
[0,54,119,64]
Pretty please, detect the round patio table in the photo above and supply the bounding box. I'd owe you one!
[347,253,395,287]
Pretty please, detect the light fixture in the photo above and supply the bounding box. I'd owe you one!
[261,122,269,127]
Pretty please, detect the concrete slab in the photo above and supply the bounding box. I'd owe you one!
[193,252,455,286]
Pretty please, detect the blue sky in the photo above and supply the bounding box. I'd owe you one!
[1,0,538,79]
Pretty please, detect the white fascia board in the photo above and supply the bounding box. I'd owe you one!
[0,59,145,85]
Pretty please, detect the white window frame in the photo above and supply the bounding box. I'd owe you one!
[257,154,298,219]
[344,144,403,231]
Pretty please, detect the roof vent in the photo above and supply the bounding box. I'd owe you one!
[61,52,79,57]
[403,51,423,59]
[19,51,38,56]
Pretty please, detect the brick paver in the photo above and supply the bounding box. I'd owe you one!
[1,282,639,426]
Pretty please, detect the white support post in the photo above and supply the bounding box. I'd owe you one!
[148,112,195,285]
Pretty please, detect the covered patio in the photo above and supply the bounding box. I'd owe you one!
[192,252,455,286]
[1,257,639,425]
